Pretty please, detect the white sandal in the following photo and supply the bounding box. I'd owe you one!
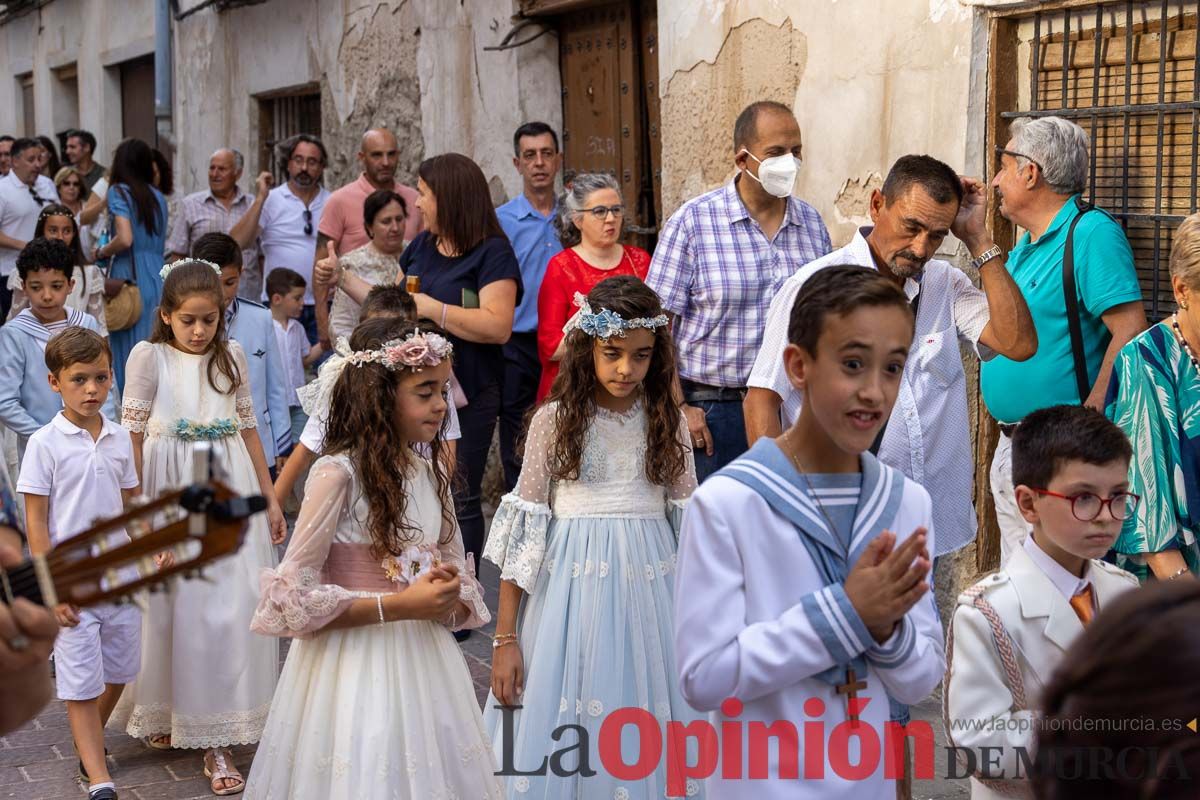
[203,748,245,796]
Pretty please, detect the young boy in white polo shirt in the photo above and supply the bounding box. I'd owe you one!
[18,327,140,800]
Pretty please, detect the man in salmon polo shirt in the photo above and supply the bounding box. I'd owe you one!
[314,127,422,346]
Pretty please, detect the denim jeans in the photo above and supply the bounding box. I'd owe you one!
[689,398,750,483]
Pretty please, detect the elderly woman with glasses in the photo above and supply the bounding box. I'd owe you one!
[535,172,650,401]
[1105,212,1200,582]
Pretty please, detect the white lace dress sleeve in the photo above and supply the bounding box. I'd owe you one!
[482,403,555,592]
[434,488,492,631]
[120,341,158,432]
[251,458,356,637]
[668,409,699,537]
[231,342,257,429]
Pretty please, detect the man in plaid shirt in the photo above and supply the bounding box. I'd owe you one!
[647,101,831,481]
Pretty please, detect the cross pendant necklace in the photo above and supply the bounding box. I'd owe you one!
[835,668,869,728]
[784,430,868,726]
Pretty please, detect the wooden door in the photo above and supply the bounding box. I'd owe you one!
[558,0,661,249]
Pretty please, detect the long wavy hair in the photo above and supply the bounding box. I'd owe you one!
[540,275,686,486]
[322,318,455,556]
[149,260,241,394]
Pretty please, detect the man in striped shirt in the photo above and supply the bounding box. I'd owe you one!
[647,100,832,481]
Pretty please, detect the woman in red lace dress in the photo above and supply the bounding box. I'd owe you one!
[536,173,650,400]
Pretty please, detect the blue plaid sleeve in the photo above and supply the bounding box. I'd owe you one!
[646,207,694,317]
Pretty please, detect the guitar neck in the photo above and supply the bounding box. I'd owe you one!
[0,558,48,607]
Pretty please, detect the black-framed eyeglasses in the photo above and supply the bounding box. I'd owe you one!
[1031,488,1140,522]
[28,185,46,205]
[303,208,313,236]
[580,204,624,220]
[995,146,1044,174]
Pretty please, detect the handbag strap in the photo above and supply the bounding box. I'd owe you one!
[1062,195,1094,403]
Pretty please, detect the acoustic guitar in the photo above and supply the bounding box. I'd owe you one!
[0,442,265,610]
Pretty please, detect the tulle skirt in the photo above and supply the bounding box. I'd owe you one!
[484,515,704,799]
[244,618,503,799]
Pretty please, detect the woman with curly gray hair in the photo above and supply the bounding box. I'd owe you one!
[535,172,650,400]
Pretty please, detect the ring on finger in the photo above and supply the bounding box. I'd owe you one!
[7,634,30,652]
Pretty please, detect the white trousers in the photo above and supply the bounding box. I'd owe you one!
[990,433,1033,564]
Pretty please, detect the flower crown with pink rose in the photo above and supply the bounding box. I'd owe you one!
[343,331,454,372]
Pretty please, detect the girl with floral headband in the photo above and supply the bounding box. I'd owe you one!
[243,317,499,799]
[109,259,287,796]
[483,275,707,798]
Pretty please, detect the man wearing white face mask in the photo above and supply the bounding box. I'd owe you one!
[647,100,832,481]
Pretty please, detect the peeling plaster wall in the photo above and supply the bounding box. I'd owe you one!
[657,0,976,248]
[657,0,988,612]
[172,0,562,203]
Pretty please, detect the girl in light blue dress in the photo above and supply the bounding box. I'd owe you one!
[483,276,703,799]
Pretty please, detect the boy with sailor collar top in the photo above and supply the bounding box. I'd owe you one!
[674,265,944,800]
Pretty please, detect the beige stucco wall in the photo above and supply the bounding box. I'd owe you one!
[657,0,978,248]
[172,0,562,201]
[656,0,993,612]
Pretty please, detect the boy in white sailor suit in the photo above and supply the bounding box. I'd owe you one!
[945,404,1140,799]
[675,266,945,800]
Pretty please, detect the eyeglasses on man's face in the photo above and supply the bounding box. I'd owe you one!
[994,146,1045,175]
[1031,488,1140,522]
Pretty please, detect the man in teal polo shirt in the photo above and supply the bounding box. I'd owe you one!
[982,116,1147,562]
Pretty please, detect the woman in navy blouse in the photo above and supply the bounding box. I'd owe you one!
[402,154,521,605]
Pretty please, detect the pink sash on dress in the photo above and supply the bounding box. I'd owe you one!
[321,543,396,592]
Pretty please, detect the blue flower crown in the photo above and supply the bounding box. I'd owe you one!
[562,292,669,339]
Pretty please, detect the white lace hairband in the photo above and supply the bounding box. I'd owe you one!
[561,291,668,339]
[160,258,222,280]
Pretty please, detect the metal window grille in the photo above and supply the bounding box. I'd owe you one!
[1001,1,1199,320]
[260,91,321,186]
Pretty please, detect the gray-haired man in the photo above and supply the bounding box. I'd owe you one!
[982,115,1147,562]
[167,148,262,299]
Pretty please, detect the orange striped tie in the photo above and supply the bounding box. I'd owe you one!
[1069,585,1095,626]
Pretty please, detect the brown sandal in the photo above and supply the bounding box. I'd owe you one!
[203,748,245,796]
[143,733,172,750]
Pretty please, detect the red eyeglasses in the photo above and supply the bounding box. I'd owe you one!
[1031,488,1140,522]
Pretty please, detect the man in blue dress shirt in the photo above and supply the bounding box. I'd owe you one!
[193,232,291,475]
[495,122,563,490]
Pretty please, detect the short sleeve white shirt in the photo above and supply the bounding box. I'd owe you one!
[748,227,993,556]
[273,317,309,406]
[17,412,140,545]
[259,183,330,304]
[0,171,60,276]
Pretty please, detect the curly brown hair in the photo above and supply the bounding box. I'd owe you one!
[149,260,241,394]
[322,317,455,557]
[540,275,687,486]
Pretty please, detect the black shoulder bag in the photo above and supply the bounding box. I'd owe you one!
[1062,195,1096,404]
